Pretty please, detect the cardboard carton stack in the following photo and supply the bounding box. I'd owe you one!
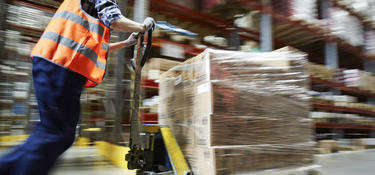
[306,62,335,81]
[335,69,375,92]
[353,138,375,149]
[289,0,317,22]
[142,58,181,80]
[159,48,316,174]
[365,30,375,56]
[326,8,364,46]
[272,0,317,23]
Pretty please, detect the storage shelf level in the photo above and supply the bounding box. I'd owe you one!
[310,77,375,98]
[312,103,375,116]
[141,79,159,89]
[315,122,375,130]
[141,113,158,124]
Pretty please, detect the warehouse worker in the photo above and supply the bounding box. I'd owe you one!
[0,0,155,174]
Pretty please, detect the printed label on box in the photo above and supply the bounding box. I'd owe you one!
[197,82,211,94]
[175,75,182,86]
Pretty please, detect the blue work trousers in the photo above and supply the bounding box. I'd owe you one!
[0,57,86,175]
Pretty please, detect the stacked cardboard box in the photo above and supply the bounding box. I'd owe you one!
[159,48,316,174]
[306,62,335,80]
[353,138,375,149]
[317,140,339,153]
[272,0,317,23]
[365,30,375,56]
[335,69,375,92]
[142,58,181,80]
[326,8,364,46]
[289,0,317,22]
[337,0,375,27]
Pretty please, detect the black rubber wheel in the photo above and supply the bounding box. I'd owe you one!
[136,170,143,175]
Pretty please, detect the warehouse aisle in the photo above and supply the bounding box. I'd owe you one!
[50,147,134,175]
[316,149,375,175]
[52,148,375,175]
[2,147,375,174]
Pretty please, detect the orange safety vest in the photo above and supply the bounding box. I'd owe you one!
[31,0,110,87]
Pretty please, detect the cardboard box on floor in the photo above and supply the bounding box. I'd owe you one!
[317,140,339,153]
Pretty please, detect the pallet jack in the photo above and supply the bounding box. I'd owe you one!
[125,27,193,175]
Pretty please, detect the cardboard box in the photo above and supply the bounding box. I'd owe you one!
[306,62,335,80]
[194,114,313,146]
[318,140,339,153]
[193,81,310,118]
[336,145,364,151]
[352,138,375,149]
[315,148,331,154]
[189,144,315,175]
[143,58,181,72]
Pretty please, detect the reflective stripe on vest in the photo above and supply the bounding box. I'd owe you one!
[52,10,105,38]
[41,31,106,70]
[101,43,109,50]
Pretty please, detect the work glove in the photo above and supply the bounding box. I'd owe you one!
[143,17,155,32]
[124,32,138,47]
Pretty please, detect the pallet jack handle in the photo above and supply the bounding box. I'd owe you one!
[129,27,154,71]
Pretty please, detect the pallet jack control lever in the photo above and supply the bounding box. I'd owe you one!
[129,28,154,71]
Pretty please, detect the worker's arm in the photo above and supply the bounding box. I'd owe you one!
[110,16,145,32]
[108,17,155,51]
[111,16,155,33]
[108,41,126,52]
[108,32,138,52]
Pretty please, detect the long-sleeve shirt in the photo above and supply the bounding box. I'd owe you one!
[82,0,122,28]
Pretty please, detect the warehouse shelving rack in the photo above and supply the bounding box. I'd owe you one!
[9,0,57,12]
[3,0,375,140]
[237,0,374,66]
[145,0,375,140]
[145,0,260,42]
[8,0,375,62]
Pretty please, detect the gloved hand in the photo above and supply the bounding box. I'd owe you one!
[124,32,138,47]
[143,17,155,32]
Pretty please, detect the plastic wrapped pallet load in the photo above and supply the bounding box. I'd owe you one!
[159,47,319,175]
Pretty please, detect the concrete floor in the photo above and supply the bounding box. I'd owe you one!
[50,147,134,175]
[316,149,375,175]
[1,146,375,175]
[0,146,134,175]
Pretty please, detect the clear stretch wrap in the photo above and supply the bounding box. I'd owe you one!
[159,48,317,175]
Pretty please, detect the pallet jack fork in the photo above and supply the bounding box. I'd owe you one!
[125,27,193,175]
